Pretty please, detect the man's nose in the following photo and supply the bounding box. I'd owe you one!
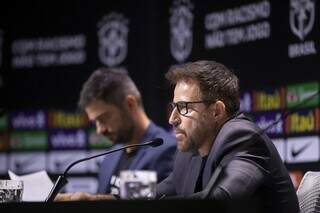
[96,121,108,135]
[169,107,180,127]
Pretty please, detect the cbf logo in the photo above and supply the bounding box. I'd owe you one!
[97,13,129,67]
[289,0,315,41]
[170,0,193,63]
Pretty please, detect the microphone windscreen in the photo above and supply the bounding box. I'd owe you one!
[150,138,163,147]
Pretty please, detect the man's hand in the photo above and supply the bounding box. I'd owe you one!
[54,193,73,201]
[54,192,116,201]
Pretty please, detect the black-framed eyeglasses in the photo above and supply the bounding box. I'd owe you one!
[169,100,212,116]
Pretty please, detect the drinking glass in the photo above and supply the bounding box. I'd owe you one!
[0,180,24,202]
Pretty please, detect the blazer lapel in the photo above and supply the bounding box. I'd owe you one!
[202,137,222,187]
[202,130,228,187]
[128,147,147,170]
[128,122,157,169]
[100,148,123,192]
[184,155,202,194]
[202,114,241,187]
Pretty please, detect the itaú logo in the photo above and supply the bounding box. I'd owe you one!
[253,89,284,111]
[286,110,316,133]
[50,130,86,149]
[48,111,88,128]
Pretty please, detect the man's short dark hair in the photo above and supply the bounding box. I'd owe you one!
[165,60,240,116]
[78,68,142,110]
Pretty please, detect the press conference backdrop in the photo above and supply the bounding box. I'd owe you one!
[0,0,319,193]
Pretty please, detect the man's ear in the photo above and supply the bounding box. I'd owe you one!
[124,95,138,111]
[212,100,226,118]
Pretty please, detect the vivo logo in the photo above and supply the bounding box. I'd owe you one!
[50,130,86,149]
[11,111,46,129]
[240,92,252,112]
[256,113,283,135]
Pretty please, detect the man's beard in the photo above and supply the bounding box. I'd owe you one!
[185,136,201,154]
[186,117,216,155]
[113,113,135,145]
[114,126,134,144]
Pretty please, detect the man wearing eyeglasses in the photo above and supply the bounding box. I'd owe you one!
[157,60,299,212]
[56,68,176,201]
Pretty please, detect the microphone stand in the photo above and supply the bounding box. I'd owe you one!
[46,139,163,202]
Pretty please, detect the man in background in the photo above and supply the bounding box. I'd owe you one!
[57,68,176,200]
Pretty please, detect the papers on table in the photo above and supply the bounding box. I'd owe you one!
[9,170,53,202]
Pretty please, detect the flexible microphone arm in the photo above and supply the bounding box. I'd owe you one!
[46,138,163,202]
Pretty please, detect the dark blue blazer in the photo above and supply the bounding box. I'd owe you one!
[157,113,299,213]
[97,122,176,193]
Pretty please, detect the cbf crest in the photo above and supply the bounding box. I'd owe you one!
[289,0,315,41]
[170,0,193,63]
[97,13,129,67]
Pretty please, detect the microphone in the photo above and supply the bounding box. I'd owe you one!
[45,138,164,202]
